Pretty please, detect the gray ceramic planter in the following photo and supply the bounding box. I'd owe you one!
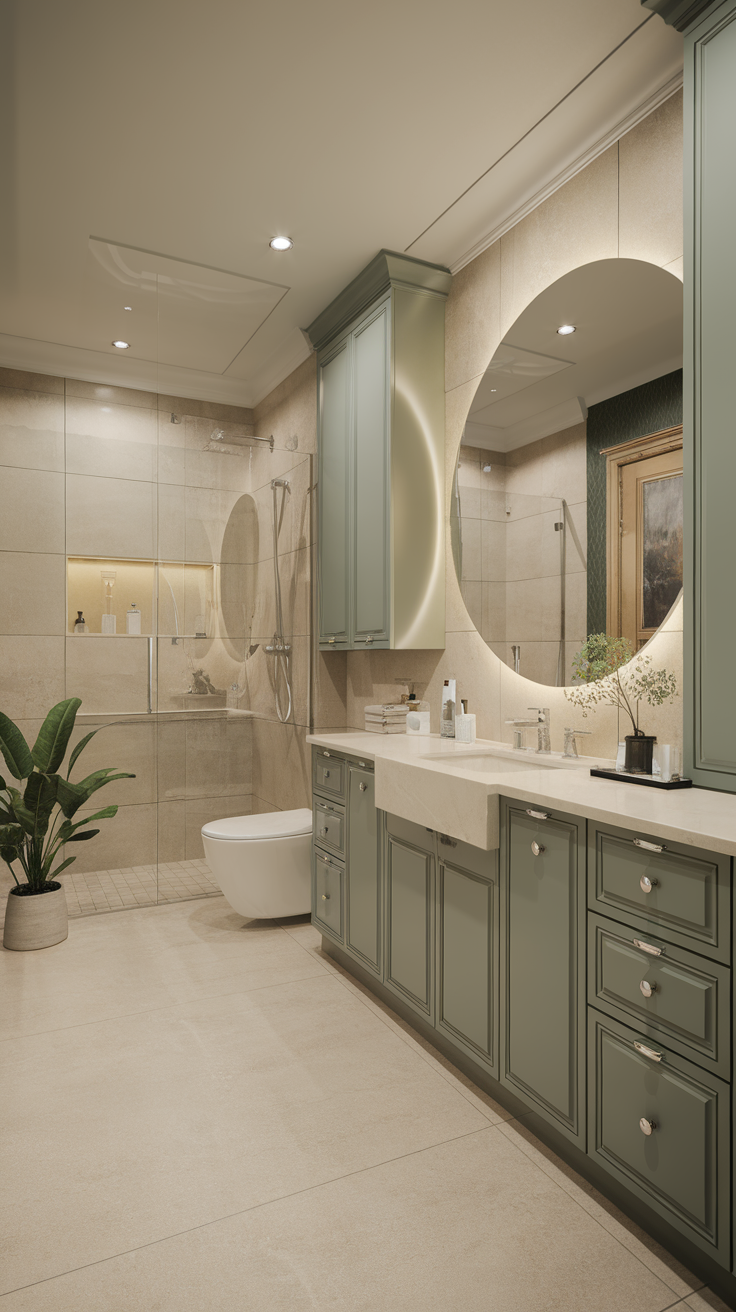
[3,882,68,951]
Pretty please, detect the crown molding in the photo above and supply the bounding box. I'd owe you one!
[450,71,683,275]
[641,0,715,31]
[305,250,451,353]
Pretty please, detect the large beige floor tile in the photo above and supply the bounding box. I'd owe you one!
[0,968,488,1290]
[0,1128,678,1311]
[497,1118,702,1300]
[684,1290,733,1310]
[0,900,329,1039]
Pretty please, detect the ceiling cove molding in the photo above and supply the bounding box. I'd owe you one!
[449,71,683,275]
[641,0,714,31]
[305,250,451,354]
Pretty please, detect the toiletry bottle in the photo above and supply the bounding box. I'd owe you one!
[126,603,142,635]
[455,699,476,744]
[440,678,456,739]
[73,610,89,634]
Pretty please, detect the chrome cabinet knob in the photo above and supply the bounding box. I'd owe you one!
[639,1117,656,1136]
[321,893,330,901]
[639,980,656,998]
[324,769,330,778]
[319,827,327,836]
[640,874,658,894]
[531,841,545,857]
[359,782,367,792]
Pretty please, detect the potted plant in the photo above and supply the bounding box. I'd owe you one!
[0,698,134,951]
[565,634,678,774]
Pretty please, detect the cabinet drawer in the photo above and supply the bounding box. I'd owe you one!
[312,749,346,800]
[588,914,730,1077]
[313,799,345,857]
[312,849,344,942]
[588,822,730,963]
[588,1010,730,1263]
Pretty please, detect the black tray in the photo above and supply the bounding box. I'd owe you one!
[590,768,692,790]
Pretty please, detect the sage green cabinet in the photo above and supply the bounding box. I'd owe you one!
[679,0,736,790]
[500,799,586,1147]
[345,763,381,974]
[384,819,435,1020]
[589,1009,730,1265]
[312,848,344,943]
[317,342,350,646]
[437,838,498,1075]
[310,250,450,652]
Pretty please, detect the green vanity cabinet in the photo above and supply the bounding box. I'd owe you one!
[384,815,435,1021]
[500,798,586,1147]
[309,250,451,651]
[437,838,498,1075]
[345,762,381,975]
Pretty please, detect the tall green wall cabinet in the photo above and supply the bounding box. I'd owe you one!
[306,250,451,651]
[645,0,736,789]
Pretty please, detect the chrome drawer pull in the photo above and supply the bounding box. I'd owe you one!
[639,980,656,998]
[634,1041,663,1063]
[639,1117,656,1136]
[633,938,664,957]
[322,750,331,757]
[531,841,545,857]
[640,874,658,894]
[634,838,664,853]
[359,782,367,792]
[526,809,550,821]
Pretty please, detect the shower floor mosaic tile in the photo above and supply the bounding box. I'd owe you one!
[63,860,220,917]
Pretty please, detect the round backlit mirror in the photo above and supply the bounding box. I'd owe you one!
[451,258,684,686]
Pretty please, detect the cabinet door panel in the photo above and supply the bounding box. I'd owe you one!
[318,342,350,645]
[353,306,389,644]
[438,862,496,1071]
[589,1010,730,1264]
[346,766,380,972]
[385,836,433,1017]
[501,800,585,1145]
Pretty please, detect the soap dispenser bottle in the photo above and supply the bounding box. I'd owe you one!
[455,699,476,744]
[73,610,89,634]
[126,603,142,635]
[440,678,456,739]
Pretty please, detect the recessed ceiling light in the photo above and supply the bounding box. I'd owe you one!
[123,306,132,311]
[112,340,130,349]
[490,388,497,393]
[557,324,576,336]
[269,236,293,251]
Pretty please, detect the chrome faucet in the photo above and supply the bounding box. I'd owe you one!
[563,727,591,759]
[528,707,551,754]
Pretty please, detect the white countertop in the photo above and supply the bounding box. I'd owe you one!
[306,730,736,856]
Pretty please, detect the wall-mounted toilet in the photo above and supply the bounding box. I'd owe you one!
[201,809,313,919]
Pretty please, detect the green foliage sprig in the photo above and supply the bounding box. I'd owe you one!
[0,698,135,893]
[565,633,678,737]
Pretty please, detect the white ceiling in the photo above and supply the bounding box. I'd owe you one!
[0,1,683,407]
[463,258,683,452]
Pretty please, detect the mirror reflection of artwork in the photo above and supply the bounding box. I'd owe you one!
[642,473,683,631]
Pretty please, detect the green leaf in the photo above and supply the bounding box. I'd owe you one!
[31,698,81,773]
[73,805,118,825]
[49,856,76,879]
[67,828,100,842]
[55,778,90,819]
[22,772,58,837]
[66,729,99,779]
[0,775,6,790]
[0,713,34,780]
[7,787,36,836]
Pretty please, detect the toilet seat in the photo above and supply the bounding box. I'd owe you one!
[201,808,313,842]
